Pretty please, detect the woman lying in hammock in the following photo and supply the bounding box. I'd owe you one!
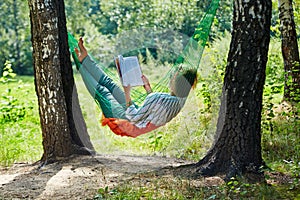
[75,37,197,137]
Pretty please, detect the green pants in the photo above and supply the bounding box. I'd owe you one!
[79,55,127,119]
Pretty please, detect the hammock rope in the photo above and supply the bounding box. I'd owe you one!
[68,0,220,137]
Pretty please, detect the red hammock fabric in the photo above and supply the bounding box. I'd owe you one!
[101,116,161,137]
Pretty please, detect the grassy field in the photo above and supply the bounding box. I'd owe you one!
[0,37,299,199]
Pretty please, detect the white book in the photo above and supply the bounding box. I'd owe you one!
[115,55,144,87]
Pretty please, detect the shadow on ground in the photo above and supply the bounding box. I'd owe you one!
[0,154,191,199]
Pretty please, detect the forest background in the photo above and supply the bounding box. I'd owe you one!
[0,0,299,198]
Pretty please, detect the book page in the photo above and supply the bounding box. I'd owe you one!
[115,55,123,81]
[119,56,144,86]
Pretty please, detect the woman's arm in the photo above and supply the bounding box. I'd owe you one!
[123,74,152,108]
[123,85,132,107]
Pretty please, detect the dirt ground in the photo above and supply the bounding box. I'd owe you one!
[0,154,293,200]
[0,154,214,199]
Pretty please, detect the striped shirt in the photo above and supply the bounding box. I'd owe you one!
[125,93,187,128]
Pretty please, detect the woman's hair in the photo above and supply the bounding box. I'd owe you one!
[174,68,197,97]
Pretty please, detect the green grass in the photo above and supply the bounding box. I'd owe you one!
[94,175,299,200]
[0,76,42,166]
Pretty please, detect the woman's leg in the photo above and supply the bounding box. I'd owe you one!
[76,37,126,107]
[81,55,126,108]
[79,66,127,119]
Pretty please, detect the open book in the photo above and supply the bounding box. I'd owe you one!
[115,55,144,87]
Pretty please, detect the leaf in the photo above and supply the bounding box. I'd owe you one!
[207,194,217,199]
[3,71,9,77]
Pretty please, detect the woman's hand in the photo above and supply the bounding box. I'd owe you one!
[142,75,152,94]
[141,75,150,85]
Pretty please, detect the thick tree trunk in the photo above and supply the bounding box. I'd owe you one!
[278,0,300,103]
[55,0,95,152]
[187,0,272,181]
[28,0,94,163]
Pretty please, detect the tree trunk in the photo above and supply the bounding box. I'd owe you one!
[54,0,95,153]
[28,0,94,163]
[278,0,300,103]
[186,0,272,181]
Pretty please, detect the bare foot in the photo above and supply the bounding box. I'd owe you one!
[74,37,88,63]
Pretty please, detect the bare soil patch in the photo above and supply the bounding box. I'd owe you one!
[0,154,194,199]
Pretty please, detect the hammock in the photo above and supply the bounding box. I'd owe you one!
[68,0,220,137]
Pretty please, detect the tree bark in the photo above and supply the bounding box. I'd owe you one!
[28,0,94,163]
[187,0,272,182]
[55,0,95,152]
[278,0,300,103]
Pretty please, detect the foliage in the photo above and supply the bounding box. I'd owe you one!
[293,0,300,36]
[98,0,214,36]
[211,0,232,37]
[1,0,234,75]
[0,0,32,75]
[93,175,299,200]
[0,61,27,123]
[262,39,300,175]
[0,64,41,166]
[1,0,297,76]
[261,38,300,193]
